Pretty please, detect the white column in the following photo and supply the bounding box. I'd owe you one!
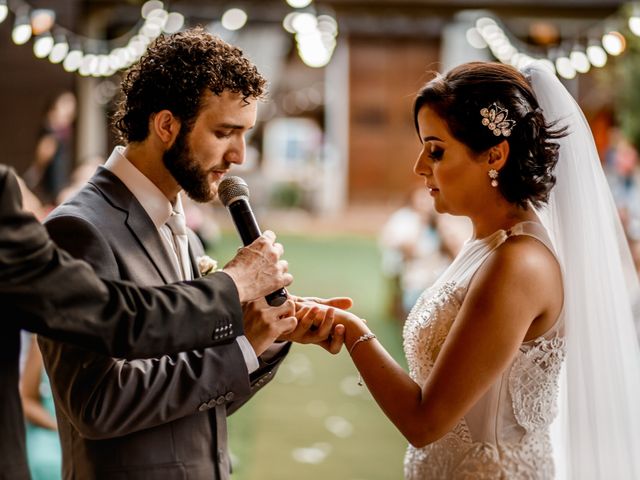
[321,37,350,214]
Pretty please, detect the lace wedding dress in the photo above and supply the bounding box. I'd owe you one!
[403,221,565,480]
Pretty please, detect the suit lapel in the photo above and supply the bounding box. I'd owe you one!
[187,231,202,279]
[89,168,181,284]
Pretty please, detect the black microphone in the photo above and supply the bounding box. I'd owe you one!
[218,176,288,307]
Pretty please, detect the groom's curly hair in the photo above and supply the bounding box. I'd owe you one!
[413,62,567,209]
[113,26,266,143]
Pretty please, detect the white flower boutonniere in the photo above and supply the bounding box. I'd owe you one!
[197,255,218,276]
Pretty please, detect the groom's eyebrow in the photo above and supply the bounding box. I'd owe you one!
[422,136,443,143]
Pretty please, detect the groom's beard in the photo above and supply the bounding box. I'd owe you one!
[163,129,212,203]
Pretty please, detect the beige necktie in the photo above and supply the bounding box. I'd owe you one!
[166,211,192,280]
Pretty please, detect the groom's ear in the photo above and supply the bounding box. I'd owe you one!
[150,110,181,146]
[487,140,509,171]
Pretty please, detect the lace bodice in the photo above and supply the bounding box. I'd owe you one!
[402,222,566,480]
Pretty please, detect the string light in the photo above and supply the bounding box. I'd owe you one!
[48,35,69,63]
[6,0,339,75]
[33,32,54,58]
[221,8,247,31]
[569,48,591,73]
[0,1,8,24]
[286,0,313,8]
[469,12,638,79]
[602,31,626,56]
[12,18,32,45]
[587,43,608,67]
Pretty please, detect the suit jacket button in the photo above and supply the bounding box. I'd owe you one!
[225,392,235,401]
[198,402,208,412]
[216,395,226,405]
[207,399,217,408]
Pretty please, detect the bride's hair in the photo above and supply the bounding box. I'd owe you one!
[414,62,566,209]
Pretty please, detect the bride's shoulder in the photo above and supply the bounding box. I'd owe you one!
[469,234,562,303]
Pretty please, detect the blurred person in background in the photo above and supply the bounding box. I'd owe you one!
[603,128,640,276]
[301,62,640,479]
[379,187,451,319]
[23,92,77,206]
[20,335,61,480]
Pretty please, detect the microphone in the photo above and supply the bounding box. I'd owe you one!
[218,176,288,307]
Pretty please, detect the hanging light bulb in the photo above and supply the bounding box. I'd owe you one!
[30,9,55,36]
[0,0,8,25]
[286,0,313,7]
[12,14,32,45]
[221,8,247,31]
[63,48,83,72]
[49,35,69,64]
[586,43,607,68]
[141,1,164,19]
[33,32,54,58]
[555,56,576,80]
[602,31,625,56]
[569,48,590,74]
[163,12,184,34]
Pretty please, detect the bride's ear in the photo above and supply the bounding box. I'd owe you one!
[486,140,509,171]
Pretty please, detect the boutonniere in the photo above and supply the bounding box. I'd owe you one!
[197,255,218,276]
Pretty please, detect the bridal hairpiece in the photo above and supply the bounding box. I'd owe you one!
[480,103,516,137]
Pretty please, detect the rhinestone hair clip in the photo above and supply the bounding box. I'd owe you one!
[480,103,516,137]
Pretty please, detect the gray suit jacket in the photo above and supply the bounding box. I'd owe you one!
[41,167,288,480]
[0,164,246,480]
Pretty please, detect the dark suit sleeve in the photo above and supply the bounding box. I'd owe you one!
[0,165,242,358]
[40,211,253,438]
[39,336,252,439]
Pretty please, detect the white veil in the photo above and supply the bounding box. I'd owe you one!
[523,63,640,479]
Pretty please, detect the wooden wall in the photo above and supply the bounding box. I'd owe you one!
[348,36,440,204]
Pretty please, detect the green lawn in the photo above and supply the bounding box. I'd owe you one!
[210,232,408,480]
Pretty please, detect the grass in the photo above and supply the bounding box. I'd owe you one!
[210,232,408,480]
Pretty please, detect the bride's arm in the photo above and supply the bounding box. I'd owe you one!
[303,237,561,447]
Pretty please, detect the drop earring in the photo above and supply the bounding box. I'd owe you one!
[488,169,499,187]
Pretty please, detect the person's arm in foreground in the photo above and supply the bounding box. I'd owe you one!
[0,165,292,359]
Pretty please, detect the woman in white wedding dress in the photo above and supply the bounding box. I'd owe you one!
[299,61,640,479]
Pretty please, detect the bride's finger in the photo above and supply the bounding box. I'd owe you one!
[326,323,345,355]
[314,308,335,339]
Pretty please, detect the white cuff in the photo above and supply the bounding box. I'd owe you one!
[236,336,259,374]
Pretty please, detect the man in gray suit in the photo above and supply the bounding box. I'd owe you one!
[0,163,292,479]
[41,28,340,479]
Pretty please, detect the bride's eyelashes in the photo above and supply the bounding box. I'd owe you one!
[429,146,444,161]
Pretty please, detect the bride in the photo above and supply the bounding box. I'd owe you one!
[299,61,640,478]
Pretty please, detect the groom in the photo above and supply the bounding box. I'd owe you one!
[40,28,337,479]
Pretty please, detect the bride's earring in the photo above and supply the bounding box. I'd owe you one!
[488,169,499,187]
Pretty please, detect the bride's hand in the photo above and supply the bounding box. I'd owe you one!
[277,304,343,354]
[288,294,353,311]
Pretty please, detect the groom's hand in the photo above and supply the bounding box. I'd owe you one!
[242,298,297,356]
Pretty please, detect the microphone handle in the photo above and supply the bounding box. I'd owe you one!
[227,199,288,307]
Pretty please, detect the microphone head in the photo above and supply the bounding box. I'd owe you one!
[218,176,250,207]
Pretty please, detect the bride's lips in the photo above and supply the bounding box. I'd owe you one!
[427,185,439,196]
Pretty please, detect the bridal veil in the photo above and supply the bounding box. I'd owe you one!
[523,63,640,479]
